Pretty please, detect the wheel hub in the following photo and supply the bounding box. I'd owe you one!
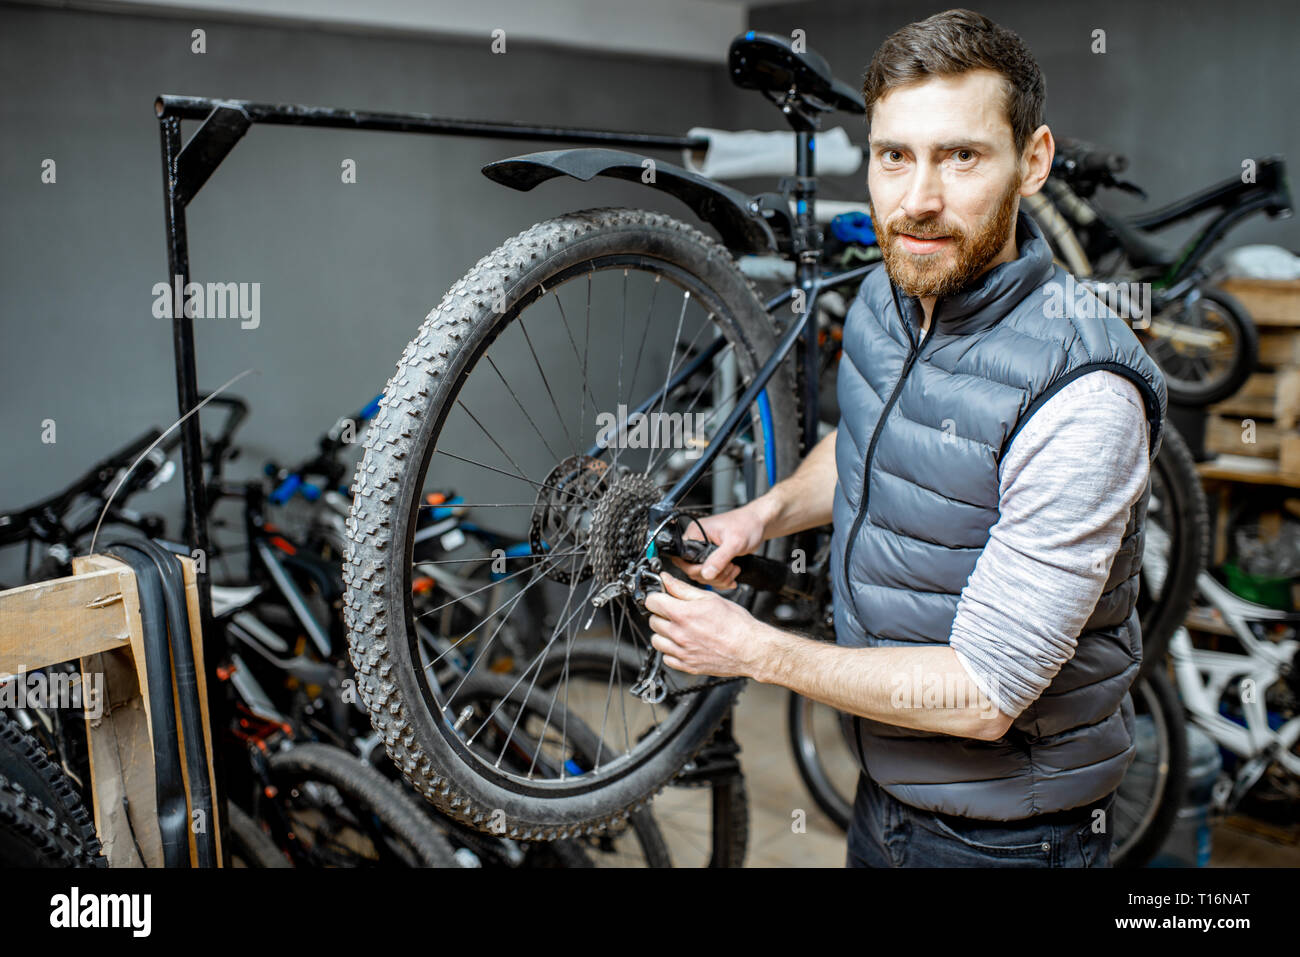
[529,455,609,585]
[528,456,663,587]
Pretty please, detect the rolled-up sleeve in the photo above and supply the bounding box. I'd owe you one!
[949,370,1152,719]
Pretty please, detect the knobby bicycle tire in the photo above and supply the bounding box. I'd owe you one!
[1139,423,1209,679]
[1144,286,1259,407]
[0,710,104,866]
[344,207,801,839]
[1112,668,1188,867]
[265,743,457,867]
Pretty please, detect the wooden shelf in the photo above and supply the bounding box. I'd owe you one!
[1197,454,1300,489]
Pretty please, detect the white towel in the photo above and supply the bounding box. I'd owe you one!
[1223,244,1300,281]
[681,126,863,181]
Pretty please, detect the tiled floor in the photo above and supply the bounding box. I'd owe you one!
[683,680,1300,868]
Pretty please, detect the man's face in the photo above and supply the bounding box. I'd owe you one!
[867,69,1026,299]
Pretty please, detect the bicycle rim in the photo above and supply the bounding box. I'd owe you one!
[345,208,800,836]
[1138,296,1246,403]
[788,691,856,831]
[1112,669,1188,866]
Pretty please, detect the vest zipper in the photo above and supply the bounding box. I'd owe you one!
[841,289,928,591]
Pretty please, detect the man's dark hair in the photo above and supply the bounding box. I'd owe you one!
[862,9,1046,155]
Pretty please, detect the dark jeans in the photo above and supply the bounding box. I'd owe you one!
[845,772,1116,867]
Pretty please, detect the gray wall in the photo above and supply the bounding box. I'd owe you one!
[0,1,737,575]
[2,0,1296,574]
[734,0,1299,245]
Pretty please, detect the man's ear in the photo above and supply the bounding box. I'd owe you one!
[1019,125,1055,198]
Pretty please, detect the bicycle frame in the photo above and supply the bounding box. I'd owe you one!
[646,128,878,531]
[1055,157,1292,290]
[154,87,869,850]
[1169,572,1300,806]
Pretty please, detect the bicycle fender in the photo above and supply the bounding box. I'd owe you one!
[482,148,779,254]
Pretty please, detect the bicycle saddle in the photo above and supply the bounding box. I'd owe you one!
[728,31,865,117]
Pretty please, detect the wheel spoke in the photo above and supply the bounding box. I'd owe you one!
[434,449,600,504]
[485,354,562,463]
[516,314,579,456]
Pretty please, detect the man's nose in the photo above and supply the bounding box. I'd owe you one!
[900,164,944,221]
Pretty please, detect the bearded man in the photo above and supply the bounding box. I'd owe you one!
[643,8,1167,867]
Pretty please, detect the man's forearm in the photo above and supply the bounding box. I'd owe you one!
[752,624,1013,740]
[756,428,838,539]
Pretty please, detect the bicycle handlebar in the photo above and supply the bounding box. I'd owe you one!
[266,393,382,505]
[655,522,813,599]
[0,427,167,546]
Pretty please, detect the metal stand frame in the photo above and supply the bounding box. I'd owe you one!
[154,94,724,863]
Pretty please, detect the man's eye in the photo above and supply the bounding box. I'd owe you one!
[954,149,975,163]
[884,150,903,163]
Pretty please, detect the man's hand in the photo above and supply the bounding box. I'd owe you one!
[670,428,840,587]
[670,499,774,589]
[643,573,775,678]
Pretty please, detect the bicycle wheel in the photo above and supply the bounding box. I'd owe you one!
[1111,668,1188,867]
[787,691,855,831]
[226,802,291,868]
[345,207,801,839]
[262,743,457,867]
[1138,286,1259,407]
[1137,423,1208,678]
[0,711,103,866]
[0,774,100,867]
[447,671,670,866]
[533,638,749,866]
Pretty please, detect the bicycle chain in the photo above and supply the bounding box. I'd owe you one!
[663,675,746,703]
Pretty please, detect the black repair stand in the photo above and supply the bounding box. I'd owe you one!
[154,94,749,866]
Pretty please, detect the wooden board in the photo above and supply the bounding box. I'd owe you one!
[1258,328,1300,367]
[1198,454,1300,488]
[173,556,222,864]
[1205,414,1284,458]
[1220,278,1300,327]
[0,564,135,674]
[72,554,160,867]
[80,647,160,866]
[1209,371,1279,419]
[1208,370,1300,428]
[0,553,222,867]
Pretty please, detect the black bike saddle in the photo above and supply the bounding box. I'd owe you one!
[728,31,865,116]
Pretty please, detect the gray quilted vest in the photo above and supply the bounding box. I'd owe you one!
[830,209,1168,821]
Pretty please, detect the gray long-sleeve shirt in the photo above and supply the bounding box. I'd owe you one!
[947,368,1152,720]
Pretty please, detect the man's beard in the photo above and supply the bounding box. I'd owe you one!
[870,178,1020,299]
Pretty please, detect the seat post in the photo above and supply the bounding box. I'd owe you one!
[793,128,821,451]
